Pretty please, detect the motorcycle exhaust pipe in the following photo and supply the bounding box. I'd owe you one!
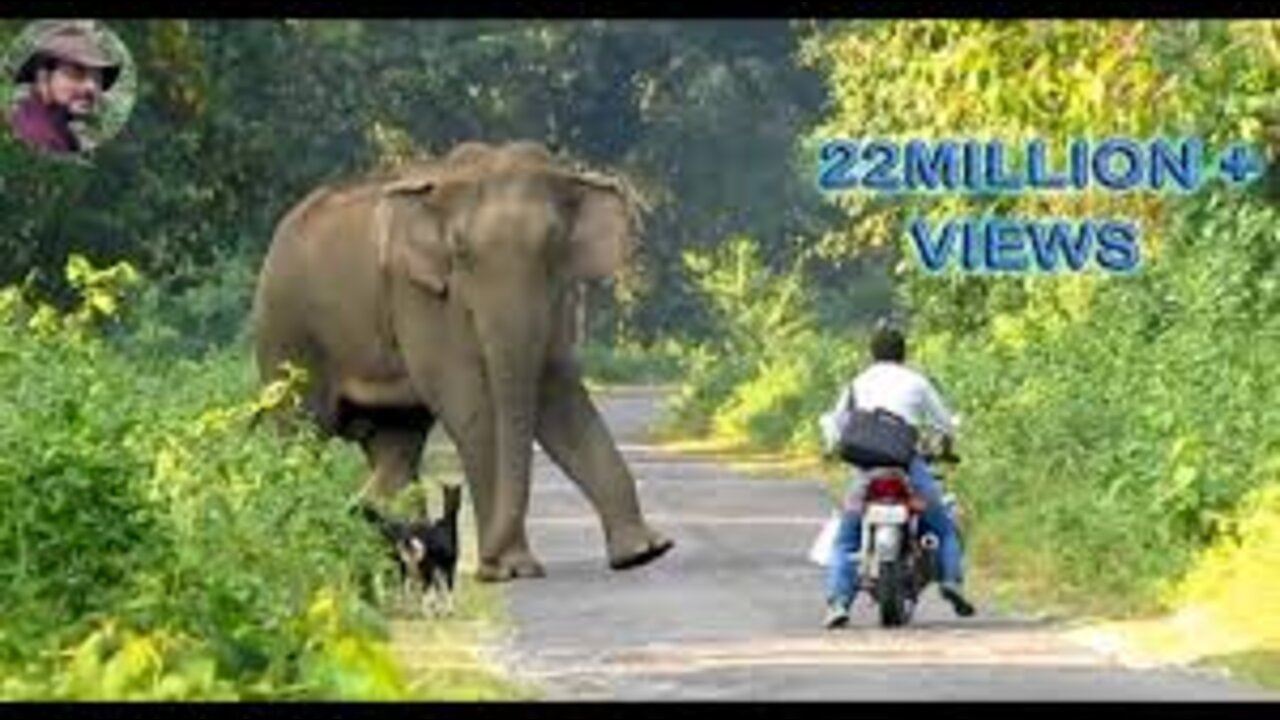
[920,532,940,551]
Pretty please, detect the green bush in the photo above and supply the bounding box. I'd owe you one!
[579,339,686,385]
[118,249,260,361]
[714,19,1280,617]
[668,190,1280,615]
[708,329,866,452]
[0,258,422,699]
[912,190,1280,612]
[661,235,874,451]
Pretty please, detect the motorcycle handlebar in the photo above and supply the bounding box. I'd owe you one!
[920,432,960,465]
[921,450,961,465]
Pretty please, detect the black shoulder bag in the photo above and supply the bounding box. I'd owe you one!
[834,384,919,468]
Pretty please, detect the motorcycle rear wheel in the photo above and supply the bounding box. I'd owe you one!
[877,559,914,627]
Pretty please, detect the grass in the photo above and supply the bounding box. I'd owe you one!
[1068,482,1280,686]
[1198,651,1280,690]
[385,581,536,700]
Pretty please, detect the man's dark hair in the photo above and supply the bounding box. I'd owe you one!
[870,324,907,362]
[31,54,62,77]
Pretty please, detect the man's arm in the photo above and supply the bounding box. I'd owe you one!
[832,382,854,415]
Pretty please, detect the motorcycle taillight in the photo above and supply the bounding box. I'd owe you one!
[866,475,910,501]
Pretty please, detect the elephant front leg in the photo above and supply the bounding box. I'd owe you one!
[440,397,545,584]
[390,285,543,583]
[430,368,544,583]
[535,361,673,571]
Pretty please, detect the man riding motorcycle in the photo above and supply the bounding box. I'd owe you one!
[821,321,975,629]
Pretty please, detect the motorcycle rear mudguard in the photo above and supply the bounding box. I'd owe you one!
[860,498,936,604]
[860,503,907,579]
[861,520,910,589]
[873,523,903,559]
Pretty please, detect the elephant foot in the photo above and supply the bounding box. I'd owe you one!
[607,527,675,571]
[476,549,547,583]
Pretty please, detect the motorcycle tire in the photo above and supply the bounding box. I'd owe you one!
[877,559,913,627]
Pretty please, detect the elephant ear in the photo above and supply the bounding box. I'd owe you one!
[375,173,459,295]
[566,169,647,280]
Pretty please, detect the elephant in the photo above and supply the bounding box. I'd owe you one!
[250,140,674,582]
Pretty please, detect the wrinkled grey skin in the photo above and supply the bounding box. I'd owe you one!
[251,141,673,581]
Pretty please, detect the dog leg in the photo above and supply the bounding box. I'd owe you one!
[401,573,418,613]
[431,572,456,617]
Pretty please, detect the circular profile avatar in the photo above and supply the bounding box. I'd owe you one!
[5,19,135,159]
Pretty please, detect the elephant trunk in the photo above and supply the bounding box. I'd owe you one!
[475,290,551,564]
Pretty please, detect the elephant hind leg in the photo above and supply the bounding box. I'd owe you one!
[353,405,434,503]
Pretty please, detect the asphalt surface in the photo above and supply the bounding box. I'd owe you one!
[493,386,1275,701]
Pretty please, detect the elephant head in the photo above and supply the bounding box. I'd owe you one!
[373,141,645,557]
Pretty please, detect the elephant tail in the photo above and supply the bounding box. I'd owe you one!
[442,483,463,524]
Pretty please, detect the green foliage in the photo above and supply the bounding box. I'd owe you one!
[11,15,1280,655]
[663,235,872,450]
[682,235,816,355]
[122,249,260,360]
[707,329,844,450]
[908,194,1280,611]
[0,20,828,348]
[579,339,686,385]
[801,20,1280,611]
[0,292,163,658]
[0,257,483,699]
[668,21,1280,617]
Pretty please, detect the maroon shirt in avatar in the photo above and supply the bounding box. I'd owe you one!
[8,94,79,155]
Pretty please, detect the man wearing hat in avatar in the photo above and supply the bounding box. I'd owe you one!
[8,21,121,156]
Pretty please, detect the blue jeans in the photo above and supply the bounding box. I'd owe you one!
[825,456,964,607]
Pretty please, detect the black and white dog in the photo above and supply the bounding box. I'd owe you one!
[357,484,462,616]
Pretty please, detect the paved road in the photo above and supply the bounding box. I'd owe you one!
[494,387,1274,701]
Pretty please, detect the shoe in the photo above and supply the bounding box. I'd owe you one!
[939,582,976,617]
[824,602,851,629]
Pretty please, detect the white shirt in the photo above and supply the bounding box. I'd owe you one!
[831,361,957,436]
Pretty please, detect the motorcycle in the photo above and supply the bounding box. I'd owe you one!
[855,432,962,628]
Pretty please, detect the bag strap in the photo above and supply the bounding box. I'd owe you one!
[871,407,912,428]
